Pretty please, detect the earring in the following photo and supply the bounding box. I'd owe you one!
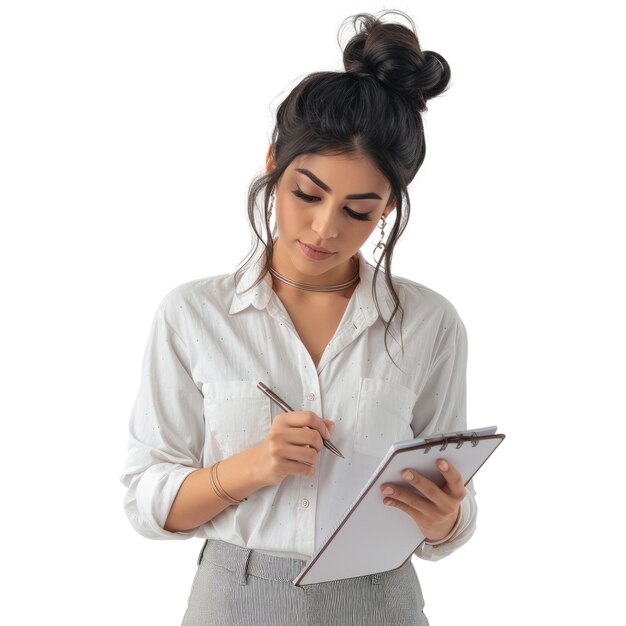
[373,214,387,264]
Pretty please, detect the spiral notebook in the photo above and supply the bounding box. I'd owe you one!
[292,425,505,587]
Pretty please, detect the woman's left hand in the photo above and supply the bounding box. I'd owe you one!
[379,458,466,542]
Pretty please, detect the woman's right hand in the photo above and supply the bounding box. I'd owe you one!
[253,411,335,487]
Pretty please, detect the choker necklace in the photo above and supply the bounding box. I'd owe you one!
[269,255,360,292]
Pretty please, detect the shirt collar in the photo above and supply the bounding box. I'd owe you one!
[228,249,386,326]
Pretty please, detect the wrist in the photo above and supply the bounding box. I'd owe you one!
[211,445,269,505]
[424,506,463,546]
[210,461,247,505]
[245,443,272,490]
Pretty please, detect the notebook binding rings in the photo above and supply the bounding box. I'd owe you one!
[422,431,480,453]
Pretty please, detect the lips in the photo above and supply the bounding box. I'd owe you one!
[299,241,335,261]
[301,242,334,254]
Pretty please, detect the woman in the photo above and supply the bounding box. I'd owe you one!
[120,10,477,625]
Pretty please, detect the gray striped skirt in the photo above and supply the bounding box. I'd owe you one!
[181,539,429,626]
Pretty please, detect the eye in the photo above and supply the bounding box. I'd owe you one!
[344,207,372,222]
[291,188,372,222]
[291,189,320,204]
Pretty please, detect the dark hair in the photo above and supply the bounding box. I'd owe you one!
[235,9,451,370]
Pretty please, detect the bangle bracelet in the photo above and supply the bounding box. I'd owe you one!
[209,461,247,505]
[210,462,245,504]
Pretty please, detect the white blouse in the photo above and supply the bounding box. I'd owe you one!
[119,248,478,562]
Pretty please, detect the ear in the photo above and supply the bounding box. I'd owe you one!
[383,196,397,219]
[265,144,275,175]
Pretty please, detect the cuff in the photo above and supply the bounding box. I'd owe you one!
[134,463,200,539]
[414,481,478,561]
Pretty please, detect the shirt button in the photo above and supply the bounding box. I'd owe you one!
[307,392,316,401]
[301,498,310,508]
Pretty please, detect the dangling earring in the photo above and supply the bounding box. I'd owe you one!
[373,214,387,264]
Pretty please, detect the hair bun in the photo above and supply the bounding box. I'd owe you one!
[340,11,450,112]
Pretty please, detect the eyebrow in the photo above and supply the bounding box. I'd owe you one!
[295,168,382,200]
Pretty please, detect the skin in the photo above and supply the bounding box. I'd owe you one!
[265,147,396,301]
[265,146,465,542]
[380,458,466,542]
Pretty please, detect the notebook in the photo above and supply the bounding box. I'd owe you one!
[292,425,505,586]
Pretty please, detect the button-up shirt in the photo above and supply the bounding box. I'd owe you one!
[119,248,478,562]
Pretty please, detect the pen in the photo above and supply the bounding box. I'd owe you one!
[257,382,345,459]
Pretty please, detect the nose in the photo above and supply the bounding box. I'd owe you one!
[311,203,340,240]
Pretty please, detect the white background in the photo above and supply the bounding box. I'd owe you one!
[2,1,624,624]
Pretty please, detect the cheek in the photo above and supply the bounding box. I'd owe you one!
[355,224,378,247]
[276,199,304,233]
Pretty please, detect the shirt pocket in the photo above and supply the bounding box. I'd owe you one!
[353,377,418,458]
[201,380,272,458]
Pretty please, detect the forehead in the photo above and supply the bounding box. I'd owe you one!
[290,152,389,190]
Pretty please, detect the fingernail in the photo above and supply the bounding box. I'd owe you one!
[403,471,414,481]
[439,460,449,471]
[383,486,394,495]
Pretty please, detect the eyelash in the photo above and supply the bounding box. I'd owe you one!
[291,188,372,222]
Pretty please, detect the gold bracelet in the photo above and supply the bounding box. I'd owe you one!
[210,462,240,504]
[209,461,247,505]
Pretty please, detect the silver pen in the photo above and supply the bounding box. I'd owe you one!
[257,381,345,459]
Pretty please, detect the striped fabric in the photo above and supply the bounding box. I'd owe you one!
[181,539,429,625]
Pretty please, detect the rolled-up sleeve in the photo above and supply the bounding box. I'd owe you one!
[411,314,478,561]
[119,295,205,540]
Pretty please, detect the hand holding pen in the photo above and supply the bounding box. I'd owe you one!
[253,382,344,487]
